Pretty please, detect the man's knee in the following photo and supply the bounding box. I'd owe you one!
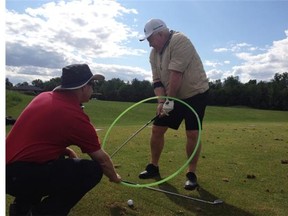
[186,130,199,140]
[152,125,167,137]
[79,160,103,187]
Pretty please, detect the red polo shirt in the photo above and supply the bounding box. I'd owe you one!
[6,91,101,164]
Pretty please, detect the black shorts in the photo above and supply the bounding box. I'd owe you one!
[154,90,209,130]
[6,159,103,202]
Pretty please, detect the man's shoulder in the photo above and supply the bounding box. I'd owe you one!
[36,91,52,97]
[172,31,187,39]
[171,31,190,45]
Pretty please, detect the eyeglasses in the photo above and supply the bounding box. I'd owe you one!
[87,80,96,85]
[87,80,95,87]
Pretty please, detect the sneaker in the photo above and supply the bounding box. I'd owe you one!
[9,203,17,216]
[184,172,199,190]
[139,163,160,179]
[9,202,32,216]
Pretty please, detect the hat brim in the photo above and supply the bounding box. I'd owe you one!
[139,34,151,42]
[53,74,105,91]
[139,24,167,42]
[139,37,147,42]
[139,31,154,41]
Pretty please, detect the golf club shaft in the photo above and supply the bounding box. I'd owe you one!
[122,180,221,205]
[110,115,159,158]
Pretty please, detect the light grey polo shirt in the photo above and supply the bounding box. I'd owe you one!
[150,31,209,99]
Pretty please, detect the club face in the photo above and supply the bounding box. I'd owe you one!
[213,199,224,205]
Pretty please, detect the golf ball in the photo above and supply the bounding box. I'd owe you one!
[127,199,134,206]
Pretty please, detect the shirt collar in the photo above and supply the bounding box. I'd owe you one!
[160,30,174,55]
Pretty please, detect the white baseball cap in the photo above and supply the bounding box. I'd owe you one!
[139,19,167,41]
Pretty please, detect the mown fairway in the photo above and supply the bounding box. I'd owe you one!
[6,91,288,216]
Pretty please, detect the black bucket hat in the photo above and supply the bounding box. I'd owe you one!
[53,64,104,91]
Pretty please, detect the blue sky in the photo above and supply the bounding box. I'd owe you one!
[4,0,288,85]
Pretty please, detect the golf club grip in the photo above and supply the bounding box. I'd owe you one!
[151,114,159,121]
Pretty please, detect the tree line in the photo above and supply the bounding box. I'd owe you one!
[6,72,288,111]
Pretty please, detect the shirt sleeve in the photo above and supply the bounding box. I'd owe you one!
[150,49,161,81]
[67,112,101,153]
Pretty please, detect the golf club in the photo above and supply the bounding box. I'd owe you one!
[122,180,224,205]
[110,115,159,158]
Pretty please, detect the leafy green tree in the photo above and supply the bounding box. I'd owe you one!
[43,77,61,91]
[118,84,133,101]
[208,79,222,105]
[270,72,288,110]
[16,81,29,87]
[222,76,244,106]
[243,80,258,107]
[100,78,125,101]
[6,78,13,89]
[32,79,44,89]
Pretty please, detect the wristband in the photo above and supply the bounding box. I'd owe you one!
[153,81,164,89]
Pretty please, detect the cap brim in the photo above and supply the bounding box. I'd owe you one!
[139,25,166,42]
[139,33,152,42]
[53,74,105,91]
[139,37,147,42]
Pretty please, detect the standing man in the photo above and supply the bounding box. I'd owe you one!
[6,64,121,215]
[138,19,209,190]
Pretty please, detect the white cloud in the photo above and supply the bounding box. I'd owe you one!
[89,63,151,82]
[206,68,225,81]
[204,60,222,68]
[206,59,232,66]
[210,31,288,83]
[5,0,147,84]
[213,47,228,53]
[232,32,288,82]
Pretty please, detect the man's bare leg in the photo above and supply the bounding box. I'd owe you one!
[150,125,168,166]
[185,130,201,190]
[139,125,168,179]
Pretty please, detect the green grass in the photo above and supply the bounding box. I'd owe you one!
[5,91,288,216]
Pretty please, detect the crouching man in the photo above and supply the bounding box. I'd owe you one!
[6,64,121,215]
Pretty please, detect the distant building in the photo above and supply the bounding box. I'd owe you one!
[90,92,103,100]
[12,86,43,95]
[6,116,16,125]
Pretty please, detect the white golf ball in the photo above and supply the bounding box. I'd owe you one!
[127,199,134,206]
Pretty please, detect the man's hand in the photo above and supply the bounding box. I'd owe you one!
[110,173,122,183]
[162,99,174,115]
[64,147,79,158]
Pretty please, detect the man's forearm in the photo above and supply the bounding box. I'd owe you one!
[154,87,166,103]
[89,150,120,183]
[167,70,183,97]
[100,156,120,182]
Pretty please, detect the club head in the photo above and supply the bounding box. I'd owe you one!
[213,199,224,205]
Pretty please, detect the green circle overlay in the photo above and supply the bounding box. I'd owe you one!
[102,96,201,188]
